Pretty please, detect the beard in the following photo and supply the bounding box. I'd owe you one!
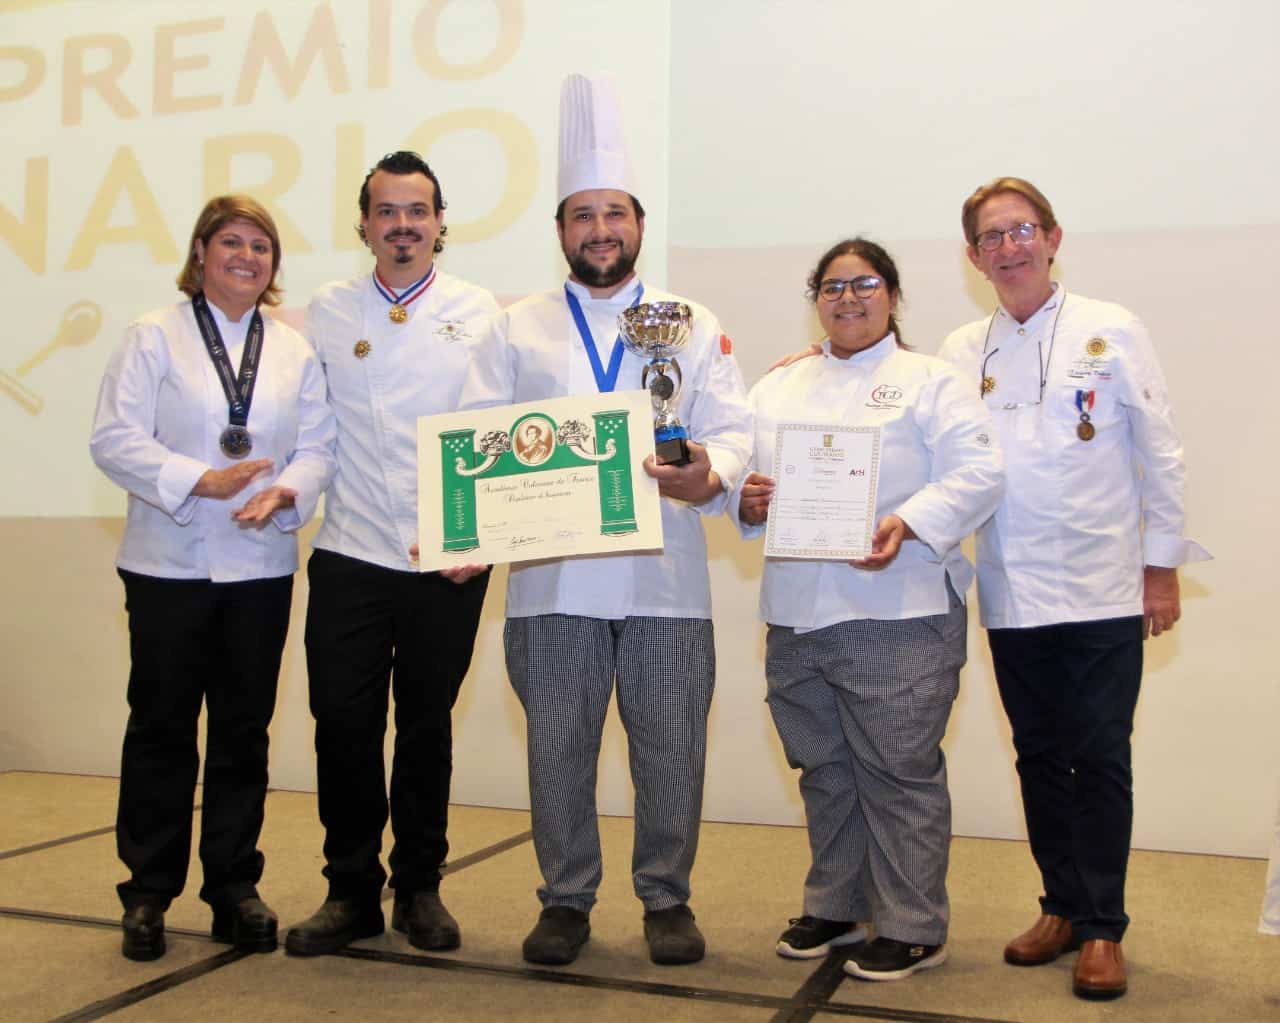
[384,229,422,264]
[565,239,640,290]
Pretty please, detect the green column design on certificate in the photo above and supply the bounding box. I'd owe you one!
[594,409,637,534]
[440,428,480,551]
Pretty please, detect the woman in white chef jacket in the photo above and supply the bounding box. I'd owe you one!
[90,195,336,963]
[732,239,1002,982]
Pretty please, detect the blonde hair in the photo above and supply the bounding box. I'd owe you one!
[961,177,1059,248]
[176,195,283,307]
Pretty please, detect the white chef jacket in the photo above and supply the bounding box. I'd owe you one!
[459,277,752,619]
[306,270,500,571]
[731,334,1004,631]
[90,300,337,583]
[1261,792,1280,936]
[938,286,1209,629]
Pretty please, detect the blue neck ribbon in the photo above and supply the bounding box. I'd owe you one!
[564,283,644,393]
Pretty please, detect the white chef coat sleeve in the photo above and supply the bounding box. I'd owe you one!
[302,292,336,371]
[469,291,502,324]
[270,343,338,533]
[935,330,977,378]
[1118,317,1211,567]
[457,308,517,411]
[683,317,752,517]
[894,363,1005,558]
[89,322,208,524]
[726,377,767,539]
[1261,791,1280,936]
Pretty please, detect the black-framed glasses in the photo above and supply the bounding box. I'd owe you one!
[973,222,1042,251]
[818,275,882,301]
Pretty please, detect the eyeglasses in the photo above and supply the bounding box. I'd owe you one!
[973,222,1043,251]
[818,275,882,301]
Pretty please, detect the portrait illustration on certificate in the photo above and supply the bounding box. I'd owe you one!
[417,391,663,571]
[764,423,881,560]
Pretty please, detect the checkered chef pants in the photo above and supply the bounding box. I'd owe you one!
[764,592,965,945]
[504,613,715,913]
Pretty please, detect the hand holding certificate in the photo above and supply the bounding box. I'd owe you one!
[417,391,664,571]
[764,423,881,560]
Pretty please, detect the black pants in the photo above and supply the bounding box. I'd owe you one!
[303,549,489,901]
[115,569,292,911]
[988,616,1143,943]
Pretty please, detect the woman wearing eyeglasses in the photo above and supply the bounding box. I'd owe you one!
[731,238,1003,981]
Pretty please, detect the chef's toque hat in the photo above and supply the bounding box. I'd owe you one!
[557,72,639,205]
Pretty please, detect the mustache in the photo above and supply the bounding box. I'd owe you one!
[385,230,423,242]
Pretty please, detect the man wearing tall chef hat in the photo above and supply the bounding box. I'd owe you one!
[284,152,499,957]
[459,74,752,966]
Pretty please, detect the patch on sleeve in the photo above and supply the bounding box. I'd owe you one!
[719,333,733,355]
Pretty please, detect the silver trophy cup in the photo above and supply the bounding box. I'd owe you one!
[618,302,694,465]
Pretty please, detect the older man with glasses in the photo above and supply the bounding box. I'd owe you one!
[937,177,1209,1002]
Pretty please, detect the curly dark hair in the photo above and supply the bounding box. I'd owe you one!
[356,151,448,253]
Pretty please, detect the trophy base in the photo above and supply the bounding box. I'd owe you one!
[655,436,691,466]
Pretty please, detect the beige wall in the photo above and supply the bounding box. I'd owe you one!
[3,1,1277,860]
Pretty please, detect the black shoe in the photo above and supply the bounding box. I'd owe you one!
[643,904,705,965]
[843,936,947,981]
[776,916,868,959]
[390,891,460,951]
[211,896,278,953]
[122,904,166,962]
[522,906,590,965]
[284,898,384,957]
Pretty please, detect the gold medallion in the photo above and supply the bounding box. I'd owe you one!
[388,304,408,324]
[353,339,371,359]
[1086,337,1107,357]
[981,376,996,396]
[1077,420,1096,441]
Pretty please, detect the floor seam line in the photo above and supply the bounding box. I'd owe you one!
[45,947,249,1023]
[0,804,202,862]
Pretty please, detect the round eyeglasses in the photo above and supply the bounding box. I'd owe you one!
[973,222,1043,251]
[818,275,882,301]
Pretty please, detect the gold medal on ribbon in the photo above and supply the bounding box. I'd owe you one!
[1077,420,1096,441]
[388,304,408,324]
[981,376,996,396]
[353,339,371,359]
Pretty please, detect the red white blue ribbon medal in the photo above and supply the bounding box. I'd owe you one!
[374,265,437,324]
[1075,389,1096,441]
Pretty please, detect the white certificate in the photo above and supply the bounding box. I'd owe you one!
[764,423,881,559]
[417,390,663,570]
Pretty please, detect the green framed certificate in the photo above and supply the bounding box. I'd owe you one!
[416,390,663,570]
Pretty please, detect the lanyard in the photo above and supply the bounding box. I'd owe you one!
[564,283,644,393]
[978,293,1067,408]
[191,292,263,428]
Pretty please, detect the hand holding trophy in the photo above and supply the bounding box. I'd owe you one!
[618,302,694,466]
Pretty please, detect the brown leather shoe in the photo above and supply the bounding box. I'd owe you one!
[1003,914,1079,965]
[1073,939,1127,1000]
